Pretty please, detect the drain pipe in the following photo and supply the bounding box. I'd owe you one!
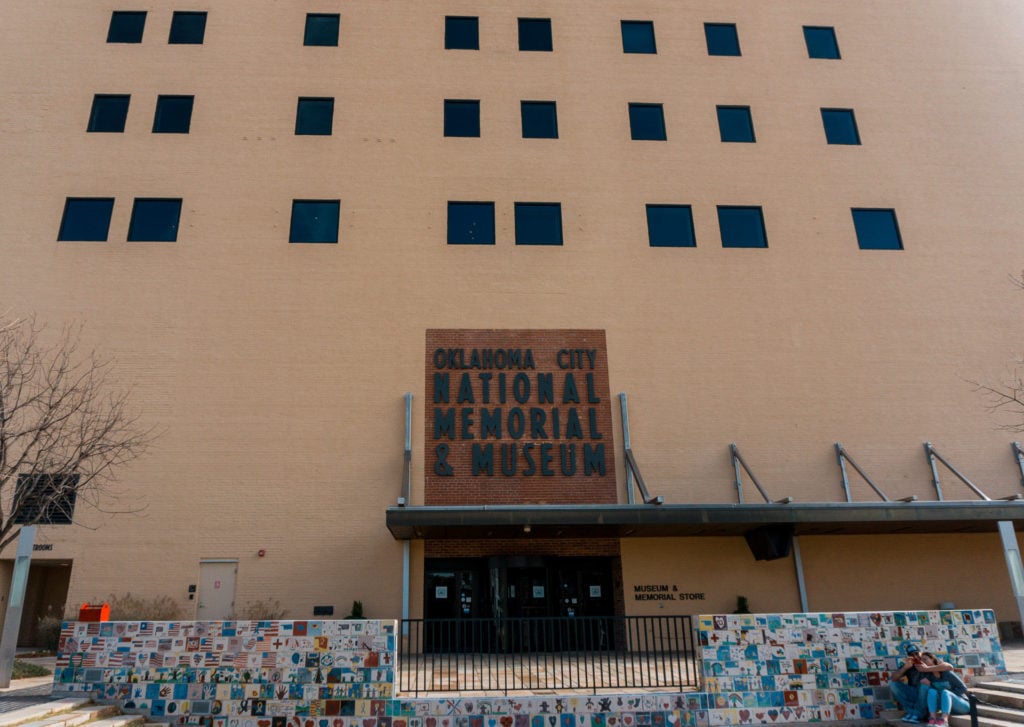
[401,393,412,634]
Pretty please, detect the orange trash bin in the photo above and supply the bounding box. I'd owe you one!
[78,602,110,622]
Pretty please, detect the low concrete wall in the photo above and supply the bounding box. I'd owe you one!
[695,610,1006,724]
[52,610,1006,727]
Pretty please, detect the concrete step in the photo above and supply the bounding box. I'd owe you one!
[978,684,1024,698]
[85,717,145,727]
[0,700,93,727]
[950,717,1023,727]
[974,704,1024,724]
[970,688,1024,712]
[19,705,121,727]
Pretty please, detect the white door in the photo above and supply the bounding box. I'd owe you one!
[196,560,237,619]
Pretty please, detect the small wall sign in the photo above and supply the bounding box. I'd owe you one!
[633,584,705,601]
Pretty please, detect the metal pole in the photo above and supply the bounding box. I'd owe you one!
[401,540,410,637]
[401,393,413,506]
[835,443,853,502]
[401,393,413,634]
[1013,443,1024,490]
[619,394,635,505]
[791,535,809,612]
[0,526,36,688]
[998,521,1024,630]
[731,444,745,504]
[924,443,944,501]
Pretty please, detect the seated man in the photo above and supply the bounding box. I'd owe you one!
[889,642,931,723]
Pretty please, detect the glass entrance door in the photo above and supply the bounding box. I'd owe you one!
[423,563,486,652]
[424,556,618,653]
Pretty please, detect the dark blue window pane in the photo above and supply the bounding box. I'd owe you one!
[717,106,755,142]
[515,203,562,245]
[621,21,656,54]
[295,98,334,135]
[804,26,840,59]
[58,198,114,241]
[518,18,552,51]
[448,202,495,245]
[444,100,480,137]
[852,209,902,250]
[87,95,130,132]
[445,16,478,49]
[821,108,860,145]
[718,206,767,248]
[152,95,193,133]
[705,23,740,56]
[521,101,558,139]
[290,200,339,243]
[646,205,695,248]
[128,199,181,242]
[629,103,666,140]
[304,14,339,46]
[107,11,146,43]
[169,12,207,44]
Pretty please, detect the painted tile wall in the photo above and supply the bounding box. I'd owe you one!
[695,610,1006,723]
[52,611,1005,727]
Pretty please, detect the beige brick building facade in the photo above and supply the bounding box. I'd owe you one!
[3,1,1024,641]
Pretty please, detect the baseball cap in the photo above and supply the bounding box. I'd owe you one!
[903,642,921,655]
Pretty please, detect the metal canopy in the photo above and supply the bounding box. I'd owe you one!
[385,501,1024,540]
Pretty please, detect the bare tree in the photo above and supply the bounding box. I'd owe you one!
[0,315,152,549]
[970,273,1024,432]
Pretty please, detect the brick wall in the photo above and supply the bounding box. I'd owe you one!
[425,330,617,506]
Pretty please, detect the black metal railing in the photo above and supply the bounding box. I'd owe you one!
[397,615,697,695]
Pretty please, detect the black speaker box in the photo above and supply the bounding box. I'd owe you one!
[744,524,794,561]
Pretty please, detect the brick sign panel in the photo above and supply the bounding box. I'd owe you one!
[425,329,617,505]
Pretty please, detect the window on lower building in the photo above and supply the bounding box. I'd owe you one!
[646,205,695,247]
[821,108,861,145]
[58,198,115,241]
[445,16,479,49]
[718,206,767,248]
[521,101,558,139]
[852,208,902,250]
[717,105,755,142]
[13,474,79,525]
[304,13,340,46]
[152,95,194,133]
[290,200,340,243]
[169,11,207,44]
[705,23,740,56]
[107,11,146,43]
[87,94,130,132]
[128,198,182,241]
[804,26,840,59]
[515,203,562,245]
[444,99,480,137]
[621,20,656,54]
[628,103,666,140]
[448,202,495,245]
[518,18,552,51]
[295,97,334,135]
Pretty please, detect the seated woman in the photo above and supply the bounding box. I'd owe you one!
[916,652,970,726]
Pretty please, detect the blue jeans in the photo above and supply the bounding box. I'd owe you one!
[890,680,930,717]
[927,688,970,716]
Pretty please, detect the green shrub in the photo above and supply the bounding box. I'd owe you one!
[12,660,51,679]
[235,599,288,620]
[344,600,364,619]
[104,593,183,620]
[36,615,63,652]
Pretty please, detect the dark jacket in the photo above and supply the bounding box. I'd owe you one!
[931,667,969,697]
